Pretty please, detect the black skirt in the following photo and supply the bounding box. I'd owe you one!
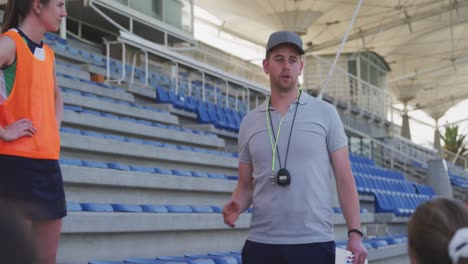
[0,154,67,220]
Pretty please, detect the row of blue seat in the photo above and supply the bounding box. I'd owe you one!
[90,251,241,264]
[335,234,407,250]
[68,203,362,215]
[354,174,435,196]
[348,153,374,165]
[49,36,178,88]
[91,234,406,264]
[67,202,250,214]
[449,172,468,188]
[351,163,405,180]
[157,87,245,132]
[51,36,249,113]
[52,37,250,124]
[44,32,67,45]
[179,83,248,113]
[60,87,167,115]
[59,128,237,158]
[63,105,216,138]
[59,157,238,180]
[197,102,244,132]
[374,191,431,216]
[52,41,107,67]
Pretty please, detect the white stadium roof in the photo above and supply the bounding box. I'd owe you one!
[194,0,468,126]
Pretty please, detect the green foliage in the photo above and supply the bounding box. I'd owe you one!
[441,125,468,159]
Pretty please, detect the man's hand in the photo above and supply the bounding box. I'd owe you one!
[347,233,368,264]
[222,200,241,227]
[1,118,37,141]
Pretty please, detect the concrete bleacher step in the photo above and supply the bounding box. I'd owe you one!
[58,75,134,102]
[58,208,378,264]
[124,83,156,100]
[153,103,198,119]
[61,165,236,205]
[60,133,237,171]
[56,61,91,80]
[367,243,408,264]
[184,124,239,140]
[62,110,225,149]
[62,92,179,125]
[365,223,388,237]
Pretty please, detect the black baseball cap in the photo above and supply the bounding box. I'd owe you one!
[266,30,305,55]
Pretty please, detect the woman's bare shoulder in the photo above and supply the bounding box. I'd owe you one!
[0,35,16,67]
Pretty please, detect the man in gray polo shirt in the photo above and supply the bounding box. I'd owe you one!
[223,30,368,264]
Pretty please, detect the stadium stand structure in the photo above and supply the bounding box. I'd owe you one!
[43,32,423,264]
[1,5,466,262]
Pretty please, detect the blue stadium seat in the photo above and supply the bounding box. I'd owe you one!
[172,169,192,177]
[82,130,106,138]
[191,171,209,178]
[190,205,214,213]
[177,145,194,151]
[156,87,172,104]
[136,119,153,126]
[102,113,120,120]
[126,138,144,144]
[370,239,388,248]
[81,203,114,212]
[123,258,160,263]
[66,202,82,212]
[196,104,211,124]
[211,206,222,213]
[156,256,190,263]
[59,158,83,166]
[141,205,168,213]
[105,134,126,142]
[165,205,193,213]
[185,255,226,264]
[207,173,226,179]
[107,163,131,171]
[154,168,173,175]
[88,260,125,264]
[64,105,83,112]
[60,127,82,135]
[207,252,239,264]
[129,165,155,173]
[111,204,143,213]
[82,160,109,169]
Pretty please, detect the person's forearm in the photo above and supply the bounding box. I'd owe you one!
[336,174,362,231]
[232,181,253,212]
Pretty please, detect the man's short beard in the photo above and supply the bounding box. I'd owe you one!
[276,79,296,93]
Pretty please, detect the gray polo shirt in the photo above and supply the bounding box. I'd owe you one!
[238,92,347,244]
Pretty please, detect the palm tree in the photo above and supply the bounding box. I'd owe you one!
[441,125,468,166]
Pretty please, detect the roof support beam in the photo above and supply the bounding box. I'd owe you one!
[388,57,468,83]
[307,1,468,52]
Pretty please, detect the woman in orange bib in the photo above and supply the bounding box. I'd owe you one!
[0,0,67,263]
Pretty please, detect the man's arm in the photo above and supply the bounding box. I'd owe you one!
[223,162,254,227]
[330,146,368,264]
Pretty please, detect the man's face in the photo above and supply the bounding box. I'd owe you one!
[263,44,304,93]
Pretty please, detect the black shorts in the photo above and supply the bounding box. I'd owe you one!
[0,154,67,220]
[242,240,335,264]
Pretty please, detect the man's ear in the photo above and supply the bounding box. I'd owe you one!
[262,59,269,74]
